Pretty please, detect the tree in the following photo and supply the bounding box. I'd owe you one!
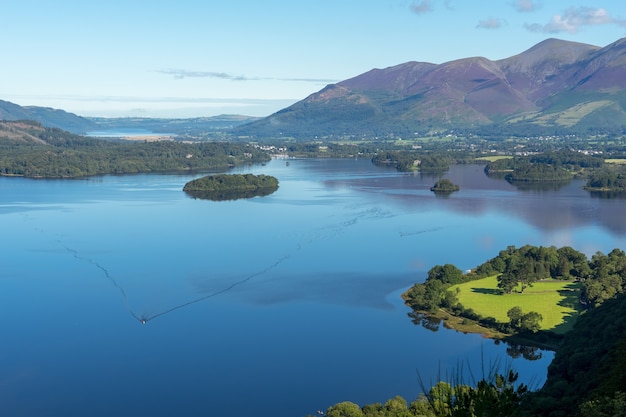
[519,311,542,333]
[427,264,463,285]
[325,401,364,417]
[507,307,542,333]
[507,306,523,329]
[497,272,518,294]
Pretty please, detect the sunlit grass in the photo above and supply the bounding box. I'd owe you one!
[605,158,626,164]
[450,276,583,334]
[475,156,512,162]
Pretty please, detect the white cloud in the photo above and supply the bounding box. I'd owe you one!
[512,0,539,13]
[477,17,506,30]
[525,7,626,34]
[156,69,337,84]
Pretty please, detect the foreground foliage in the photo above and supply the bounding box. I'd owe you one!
[319,369,528,417]
[525,294,626,416]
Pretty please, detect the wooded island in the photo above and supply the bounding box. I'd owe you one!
[183,173,279,201]
[430,178,460,193]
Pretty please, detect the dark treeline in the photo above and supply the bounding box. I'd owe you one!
[525,294,626,417]
[0,121,270,178]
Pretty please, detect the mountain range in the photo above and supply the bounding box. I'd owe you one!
[236,37,626,139]
[0,99,258,136]
[2,37,626,141]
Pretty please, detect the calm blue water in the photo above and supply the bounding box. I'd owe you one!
[86,129,174,137]
[1,159,624,417]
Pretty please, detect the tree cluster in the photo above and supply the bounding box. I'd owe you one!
[484,150,604,183]
[430,179,460,193]
[506,306,542,334]
[182,174,279,201]
[402,264,464,313]
[584,165,626,191]
[403,245,626,336]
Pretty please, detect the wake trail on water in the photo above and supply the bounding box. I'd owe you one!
[58,241,143,323]
[58,238,291,324]
[141,254,290,323]
[52,206,381,325]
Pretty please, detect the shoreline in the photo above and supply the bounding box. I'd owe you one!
[408,306,563,351]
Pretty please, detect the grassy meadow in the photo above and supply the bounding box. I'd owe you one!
[450,276,583,334]
[475,155,512,163]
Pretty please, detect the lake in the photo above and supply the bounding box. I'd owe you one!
[1,158,625,417]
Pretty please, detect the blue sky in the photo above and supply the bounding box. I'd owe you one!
[2,0,626,118]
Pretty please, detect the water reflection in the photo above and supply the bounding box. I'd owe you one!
[505,344,543,361]
[184,187,277,201]
[589,190,626,199]
[506,179,572,192]
[320,163,626,236]
[409,312,545,361]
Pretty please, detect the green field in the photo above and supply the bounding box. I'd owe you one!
[475,155,512,163]
[450,276,583,334]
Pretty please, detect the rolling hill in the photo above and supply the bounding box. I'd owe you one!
[0,99,98,134]
[235,37,626,140]
[0,99,260,137]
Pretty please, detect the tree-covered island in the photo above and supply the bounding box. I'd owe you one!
[183,173,279,201]
[430,178,460,193]
[584,166,626,193]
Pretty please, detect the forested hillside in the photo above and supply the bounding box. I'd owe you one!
[0,121,270,178]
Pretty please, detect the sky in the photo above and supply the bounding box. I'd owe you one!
[2,0,626,119]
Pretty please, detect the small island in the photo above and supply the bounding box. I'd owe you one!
[183,173,279,201]
[430,178,460,193]
[584,170,626,193]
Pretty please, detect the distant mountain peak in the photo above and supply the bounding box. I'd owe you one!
[236,37,626,140]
